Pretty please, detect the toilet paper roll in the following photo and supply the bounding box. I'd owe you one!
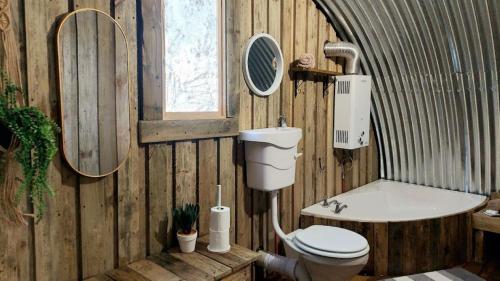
[210,206,230,231]
[208,229,231,253]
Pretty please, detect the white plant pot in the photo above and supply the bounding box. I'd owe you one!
[177,229,198,253]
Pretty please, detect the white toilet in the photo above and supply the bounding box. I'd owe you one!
[284,226,369,281]
[240,127,369,281]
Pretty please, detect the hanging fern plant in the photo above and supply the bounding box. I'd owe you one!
[0,70,59,222]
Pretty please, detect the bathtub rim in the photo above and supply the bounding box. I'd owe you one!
[300,180,488,223]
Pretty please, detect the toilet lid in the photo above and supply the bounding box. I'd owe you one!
[295,225,368,254]
[293,238,369,258]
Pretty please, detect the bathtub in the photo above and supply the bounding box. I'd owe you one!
[300,180,488,277]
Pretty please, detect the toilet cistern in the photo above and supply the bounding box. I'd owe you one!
[239,127,302,191]
[239,126,303,240]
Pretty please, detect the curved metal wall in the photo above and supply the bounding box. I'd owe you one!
[315,0,499,194]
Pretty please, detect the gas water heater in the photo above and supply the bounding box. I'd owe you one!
[324,41,372,149]
[333,75,372,149]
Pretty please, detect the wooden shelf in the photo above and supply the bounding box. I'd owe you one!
[85,235,258,281]
[472,196,500,263]
[473,209,500,234]
[290,66,342,77]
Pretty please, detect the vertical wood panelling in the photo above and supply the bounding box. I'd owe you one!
[304,1,318,207]
[115,13,131,164]
[225,0,239,118]
[60,15,79,167]
[74,1,117,278]
[25,1,78,281]
[236,143,252,249]
[251,0,268,254]
[251,0,268,130]
[116,0,147,267]
[175,141,197,207]
[76,10,99,174]
[148,143,173,254]
[267,0,281,254]
[235,0,253,249]
[80,175,115,278]
[292,0,307,230]
[198,139,218,237]
[315,15,329,203]
[324,18,336,198]
[374,223,389,277]
[0,165,33,281]
[97,13,117,174]
[141,0,164,120]
[352,150,360,189]
[219,137,236,243]
[359,146,368,186]
[279,0,294,235]
[1,1,379,280]
[267,0,281,128]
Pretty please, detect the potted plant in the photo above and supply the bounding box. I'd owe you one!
[173,203,200,253]
[0,71,59,224]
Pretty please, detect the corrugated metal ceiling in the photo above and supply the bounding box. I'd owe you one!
[315,0,499,194]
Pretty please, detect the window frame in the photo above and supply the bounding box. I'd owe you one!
[163,0,226,121]
[139,0,239,143]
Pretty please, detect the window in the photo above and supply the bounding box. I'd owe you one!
[163,0,225,120]
[139,0,238,143]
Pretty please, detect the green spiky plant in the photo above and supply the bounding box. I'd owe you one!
[173,203,200,235]
[0,70,60,222]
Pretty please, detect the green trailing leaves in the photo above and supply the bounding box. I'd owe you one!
[0,71,59,222]
[173,203,200,234]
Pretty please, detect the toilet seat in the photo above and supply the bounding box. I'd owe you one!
[292,225,369,258]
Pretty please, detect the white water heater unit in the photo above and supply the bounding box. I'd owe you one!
[333,75,372,149]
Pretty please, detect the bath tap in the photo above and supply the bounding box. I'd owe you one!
[333,204,348,214]
[321,199,340,208]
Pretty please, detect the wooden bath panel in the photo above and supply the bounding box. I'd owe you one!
[301,212,474,278]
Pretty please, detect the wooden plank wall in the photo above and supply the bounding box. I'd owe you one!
[0,1,379,281]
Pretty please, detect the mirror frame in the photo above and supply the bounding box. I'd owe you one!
[242,33,284,97]
[55,8,131,178]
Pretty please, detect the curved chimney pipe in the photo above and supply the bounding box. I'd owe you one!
[323,41,361,74]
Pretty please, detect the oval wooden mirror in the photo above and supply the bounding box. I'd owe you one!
[56,9,130,177]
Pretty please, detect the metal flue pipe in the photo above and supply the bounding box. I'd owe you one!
[323,41,361,74]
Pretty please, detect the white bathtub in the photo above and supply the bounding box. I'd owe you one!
[301,179,487,223]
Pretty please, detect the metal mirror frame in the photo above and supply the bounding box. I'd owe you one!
[242,33,284,97]
[55,8,131,178]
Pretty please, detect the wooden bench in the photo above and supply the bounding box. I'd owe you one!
[86,236,259,281]
[473,193,500,263]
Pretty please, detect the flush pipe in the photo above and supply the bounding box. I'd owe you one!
[255,191,311,281]
[323,41,361,74]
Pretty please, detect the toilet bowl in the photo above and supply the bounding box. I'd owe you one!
[283,226,369,281]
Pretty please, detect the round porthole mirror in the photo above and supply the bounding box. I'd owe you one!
[242,33,284,96]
